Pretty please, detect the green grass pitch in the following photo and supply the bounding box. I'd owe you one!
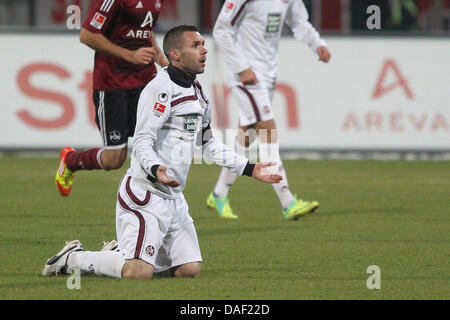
[0,156,448,300]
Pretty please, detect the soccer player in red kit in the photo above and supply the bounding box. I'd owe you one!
[55,0,169,197]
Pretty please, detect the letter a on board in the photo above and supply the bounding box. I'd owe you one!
[372,59,414,100]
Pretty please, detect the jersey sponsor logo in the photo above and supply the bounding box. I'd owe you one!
[266,13,281,35]
[226,1,235,9]
[90,12,107,29]
[184,115,199,133]
[100,0,115,12]
[126,29,152,39]
[153,102,166,117]
[141,11,153,28]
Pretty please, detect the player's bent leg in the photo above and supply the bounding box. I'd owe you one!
[173,262,201,278]
[55,147,76,197]
[121,258,154,279]
[101,147,128,171]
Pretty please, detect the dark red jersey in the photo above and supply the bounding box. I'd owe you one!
[83,0,163,91]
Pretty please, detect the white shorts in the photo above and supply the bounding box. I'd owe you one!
[115,175,202,273]
[231,83,275,127]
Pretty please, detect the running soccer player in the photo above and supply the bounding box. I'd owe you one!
[42,25,282,279]
[55,0,169,197]
[207,0,331,220]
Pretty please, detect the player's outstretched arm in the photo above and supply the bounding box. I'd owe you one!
[155,165,180,188]
[251,162,283,184]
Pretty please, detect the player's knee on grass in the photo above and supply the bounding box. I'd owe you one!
[101,148,127,170]
[173,262,201,278]
[121,259,154,279]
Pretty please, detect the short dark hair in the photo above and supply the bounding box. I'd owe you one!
[163,25,199,62]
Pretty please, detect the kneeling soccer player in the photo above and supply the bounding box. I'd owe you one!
[42,25,282,279]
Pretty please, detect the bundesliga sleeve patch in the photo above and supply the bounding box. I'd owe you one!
[226,2,235,9]
[90,12,107,30]
[153,102,166,117]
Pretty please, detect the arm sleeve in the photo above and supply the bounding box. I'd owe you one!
[203,136,249,175]
[212,0,251,75]
[82,0,121,34]
[132,83,170,178]
[285,0,327,53]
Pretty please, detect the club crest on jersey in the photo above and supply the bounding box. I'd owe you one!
[145,245,155,256]
[153,102,166,117]
[90,12,106,30]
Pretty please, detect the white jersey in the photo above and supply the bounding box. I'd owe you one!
[213,0,327,87]
[127,66,249,199]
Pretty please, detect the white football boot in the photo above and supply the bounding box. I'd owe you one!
[100,240,119,252]
[42,240,84,276]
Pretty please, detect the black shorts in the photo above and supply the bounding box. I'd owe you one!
[93,87,144,149]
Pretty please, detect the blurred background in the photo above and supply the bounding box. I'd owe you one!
[0,0,449,159]
[1,0,449,34]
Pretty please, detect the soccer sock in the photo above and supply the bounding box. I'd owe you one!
[258,142,294,209]
[67,251,125,278]
[213,167,239,198]
[213,137,247,198]
[66,148,104,172]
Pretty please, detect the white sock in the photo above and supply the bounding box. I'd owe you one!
[213,137,249,198]
[67,251,125,278]
[258,142,294,209]
[213,167,238,197]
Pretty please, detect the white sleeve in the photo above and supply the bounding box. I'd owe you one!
[285,0,327,53]
[132,83,171,178]
[203,136,249,175]
[212,0,251,75]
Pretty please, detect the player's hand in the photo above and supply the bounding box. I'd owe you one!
[239,68,259,85]
[317,46,331,63]
[252,162,283,184]
[129,47,156,65]
[156,166,180,188]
